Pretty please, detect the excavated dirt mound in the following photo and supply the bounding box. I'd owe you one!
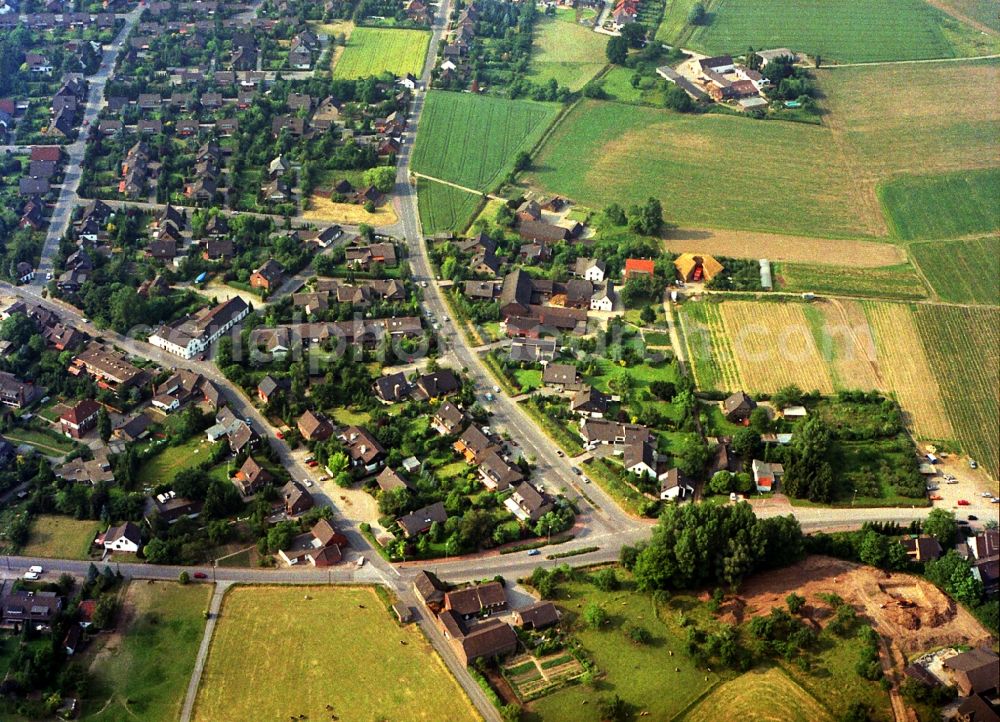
[730,556,994,654]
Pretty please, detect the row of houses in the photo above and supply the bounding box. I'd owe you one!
[248,315,423,356]
[149,296,250,359]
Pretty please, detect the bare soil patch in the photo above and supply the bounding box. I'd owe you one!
[303,195,398,225]
[663,228,905,267]
[729,556,993,654]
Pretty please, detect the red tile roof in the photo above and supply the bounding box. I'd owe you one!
[625,258,655,276]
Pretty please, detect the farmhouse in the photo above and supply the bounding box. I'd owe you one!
[723,391,756,423]
[674,253,723,283]
[437,612,518,666]
[699,55,736,74]
[444,581,507,620]
[514,601,560,630]
[624,258,655,280]
[574,257,606,283]
[413,570,447,612]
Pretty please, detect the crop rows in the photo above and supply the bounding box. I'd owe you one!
[909,237,1000,305]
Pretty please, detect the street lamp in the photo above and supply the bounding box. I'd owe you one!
[852,488,858,507]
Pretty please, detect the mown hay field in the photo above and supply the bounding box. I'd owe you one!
[684,666,833,722]
[412,91,560,192]
[864,302,954,441]
[526,14,608,91]
[663,230,906,267]
[332,27,430,79]
[526,100,879,239]
[821,59,1000,180]
[673,0,989,62]
[777,262,928,300]
[678,301,741,392]
[718,302,835,394]
[193,586,480,722]
[807,300,884,392]
[913,305,1000,477]
[417,178,484,235]
[908,237,1000,304]
[878,168,1000,240]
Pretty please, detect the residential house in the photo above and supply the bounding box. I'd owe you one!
[146,490,203,524]
[99,522,142,553]
[280,480,314,516]
[574,257,606,283]
[506,482,554,523]
[570,387,610,418]
[942,648,999,698]
[444,581,507,620]
[232,456,273,496]
[339,425,386,473]
[433,402,467,436]
[398,501,448,537]
[277,519,348,567]
[454,426,497,464]
[374,371,411,403]
[513,601,560,630]
[1,591,63,633]
[0,371,41,408]
[477,450,523,492]
[257,374,288,404]
[414,370,460,400]
[543,363,581,390]
[751,459,782,493]
[298,409,334,442]
[659,468,694,501]
[376,467,413,493]
[148,297,249,359]
[723,391,756,423]
[900,536,943,563]
[59,399,101,438]
[249,259,284,291]
[590,282,615,312]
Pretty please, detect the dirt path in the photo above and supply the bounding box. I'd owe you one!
[824,53,1000,68]
[662,228,904,267]
[179,581,231,722]
[411,172,504,201]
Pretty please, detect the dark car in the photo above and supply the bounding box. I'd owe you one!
[968,515,978,521]
[194,572,208,579]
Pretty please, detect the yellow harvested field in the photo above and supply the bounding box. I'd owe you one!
[685,667,833,722]
[815,300,885,392]
[314,21,355,70]
[303,195,398,225]
[864,302,954,441]
[663,229,906,268]
[719,302,835,394]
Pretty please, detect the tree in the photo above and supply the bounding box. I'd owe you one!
[786,593,806,615]
[363,166,396,193]
[606,36,628,65]
[772,385,804,409]
[664,84,693,112]
[639,305,656,324]
[626,197,664,236]
[731,428,760,459]
[604,203,627,226]
[688,1,707,25]
[584,602,608,629]
[923,508,958,548]
[592,568,619,591]
[859,530,889,569]
[97,406,112,443]
[599,695,631,722]
[708,471,733,495]
[178,571,190,584]
[625,624,652,645]
[513,151,531,173]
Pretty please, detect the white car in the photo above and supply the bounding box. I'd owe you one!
[356,556,365,567]
[23,571,39,580]
[28,566,43,575]
[981,492,993,498]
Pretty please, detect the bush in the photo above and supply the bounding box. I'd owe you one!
[625,624,651,645]
[178,571,190,585]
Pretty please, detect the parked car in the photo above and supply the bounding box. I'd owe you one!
[23,571,39,580]
[968,515,978,521]
[527,549,540,556]
[571,467,582,476]
[194,572,207,579]
[957,499,970,506]
[929,494,943,500]
[28,566,43,575]
[356,556,365,567]
[556,450,564,457]
[303,479,313,487]
[981,492,993,497]
[276,431,284,439]
[969,459,978,469]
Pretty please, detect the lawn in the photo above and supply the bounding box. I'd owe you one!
[5,427,78,456]
[332,27,430,79]
[526,14,608,91]
[21,515,99,559]
[599,66,663,105]
[412,91,561,192]
[135,436,218,487]
[85,582,210,722]
[526,100,879,239]
[913,305,1000,477]
[330,406,373,426]
[192,586,480,722]
[908,237,1000,304]
[527,575,722,720]
[513,368,543,393]
[878,168,1000,240]
[678,0,984,63]
[417,177,485,235]
[775,262,928,300]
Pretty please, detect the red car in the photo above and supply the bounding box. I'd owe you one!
[193,572,207,579]
[275,431,284,439]
[957,499,970,506]
[307,460,318,467]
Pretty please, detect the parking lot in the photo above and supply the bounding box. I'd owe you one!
[924,453,998,530]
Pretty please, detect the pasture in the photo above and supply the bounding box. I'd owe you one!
[677,0,981,63]
[21,515,98,559]
[417,178,484,235]
[878,168,1000,240]
[908,237,1000,304]
[332,27,430,79]
[684,667,832,722]
[527,100,879,238]
[527,15,607,91]
[193,586,479,722]
[914,305,1000,477]
[86,582,209,722]
[412,91,560,192]
[864,302,954,442]
[775,262,928,300]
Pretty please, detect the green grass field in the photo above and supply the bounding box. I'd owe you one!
[21,515,99,559]
[937,0,1000,30]
[674,0,978,63]
[332,27,430,79]
[908,237,1000,304]
[5,428,77,456]
[528,576,722,721]
[193,586,480,722]
[135,436,218,487]
[914,305,1000,477]
[85,582,210,722]
[417,177,485,234]
[412,91,561,192]
[776,262,928,300]
[526,100,875,238]
[878,168,1000,240]
[527,15,608,91]
[685,666,832,722]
